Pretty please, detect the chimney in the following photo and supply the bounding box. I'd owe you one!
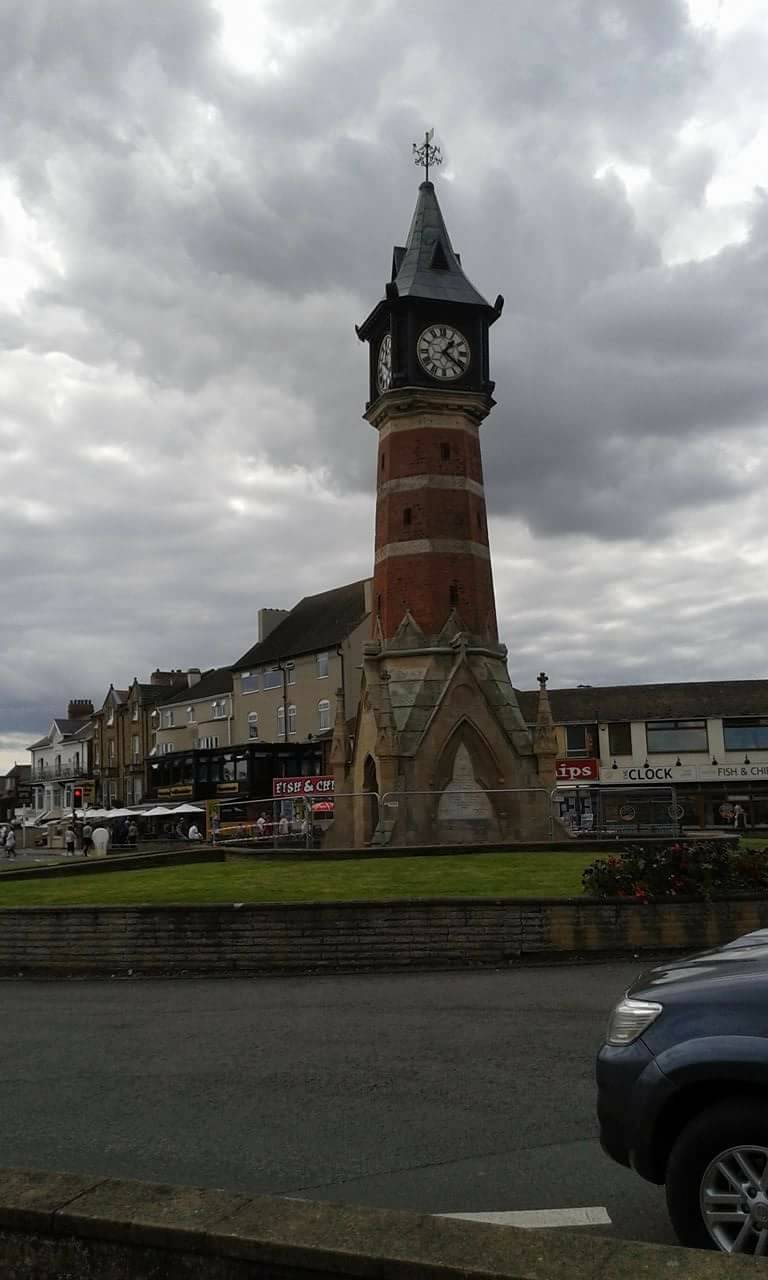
[150,669,173,685]
[186,668,202,687]
[258,608,289,642]
[68,699,94,720]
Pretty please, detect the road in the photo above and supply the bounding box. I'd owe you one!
[0,964,675,1247]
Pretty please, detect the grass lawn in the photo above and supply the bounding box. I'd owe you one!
[0,851,594,908]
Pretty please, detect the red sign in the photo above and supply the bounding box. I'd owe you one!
[555,758,599,783]
[272,775,336,798]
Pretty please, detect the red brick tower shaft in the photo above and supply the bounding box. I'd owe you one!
[371,393,498,643]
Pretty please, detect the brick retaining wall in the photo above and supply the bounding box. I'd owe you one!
[2,896,768,977]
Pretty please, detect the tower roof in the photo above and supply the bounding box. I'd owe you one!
[391,181,491,308]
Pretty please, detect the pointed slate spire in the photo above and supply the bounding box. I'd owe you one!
[391,182,492,308]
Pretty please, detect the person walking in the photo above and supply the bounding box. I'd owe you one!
[5,826,16,860]
[64,825,76,856]
[81,822,93,857]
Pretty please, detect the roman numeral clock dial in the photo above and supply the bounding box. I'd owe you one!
[417,325,470,380]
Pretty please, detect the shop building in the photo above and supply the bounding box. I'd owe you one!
[517,679,768,830]
[0,764,32,822]
[92,670,191,806]
[28,701,95,817]
[230,581,371,755]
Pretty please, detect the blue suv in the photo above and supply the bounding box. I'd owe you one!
[598,929,768,1256]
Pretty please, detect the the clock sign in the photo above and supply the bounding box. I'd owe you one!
[377,334,392,393]
[417,324,470,380]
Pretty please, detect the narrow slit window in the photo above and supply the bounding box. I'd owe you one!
[440,442,450,461]
[449,583,459,609]
[403,507,412,527]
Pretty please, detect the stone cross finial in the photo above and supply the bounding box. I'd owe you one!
[537,671,548,689]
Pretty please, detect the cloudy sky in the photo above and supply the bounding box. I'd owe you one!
[2,0,768,768]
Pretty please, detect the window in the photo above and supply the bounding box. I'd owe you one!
[377,593,382,615]
[221,754,234,782]
[212,700,227,719]
[286,662,295,685]
[277,706,285,738]
[236,754,248,781]
[248,711,259,740]
[73,752,80,773]
[241,671,260,694]
[449,583,459,609]
[403,507,412,527]
[55,754,61,775]
[107,707,114,726]
[318,699,331,731]
[263,667,282,690]
[134,779,143,803]
[132,735,140,763]
[108,740,115,764]
[440,441,450,461]
[317,652,329,679]
[288,704,296,736]
[565,725,597,758]
[94,745,100,766]
[132,704,139,721]
[199,735,219,750]
[723,718,768,751]
[161,709,175,729]
[380,450,386,472]
[646,719,708,754]
[608,723,632,756]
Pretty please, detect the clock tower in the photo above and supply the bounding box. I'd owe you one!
[333,143,558,848]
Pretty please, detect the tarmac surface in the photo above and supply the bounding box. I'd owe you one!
[0,964,676,1247]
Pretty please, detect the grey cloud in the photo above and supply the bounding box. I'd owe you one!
[2,0,768,761]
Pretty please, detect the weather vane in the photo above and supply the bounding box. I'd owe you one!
[412,128,442,184]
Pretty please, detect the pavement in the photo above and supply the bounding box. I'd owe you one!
[0,964,675,1248]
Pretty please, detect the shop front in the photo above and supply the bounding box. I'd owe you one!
[598,762,768,832]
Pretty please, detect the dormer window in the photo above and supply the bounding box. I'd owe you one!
[132,704,139,721]
[107,708,114,726]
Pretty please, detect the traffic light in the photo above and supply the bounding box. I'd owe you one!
[73,787,83,807]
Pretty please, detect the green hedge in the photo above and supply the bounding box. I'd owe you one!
[582,840,768,901]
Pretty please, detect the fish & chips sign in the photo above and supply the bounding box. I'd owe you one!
[272,775,336,798]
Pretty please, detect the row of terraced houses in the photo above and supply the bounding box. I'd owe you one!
[16,575,768,831]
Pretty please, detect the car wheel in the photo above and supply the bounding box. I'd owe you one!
[666,1099,768,1254]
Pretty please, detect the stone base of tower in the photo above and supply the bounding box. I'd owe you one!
[330,626,564,849]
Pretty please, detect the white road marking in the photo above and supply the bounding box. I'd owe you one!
[437,1206,611,1229]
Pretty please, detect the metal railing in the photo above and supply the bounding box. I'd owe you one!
[32,765,87,781]
[379,787,555,843]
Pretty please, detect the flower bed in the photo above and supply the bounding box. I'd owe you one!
[582,839,768,901]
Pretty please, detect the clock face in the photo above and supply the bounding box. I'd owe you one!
[417,324,471,381]
[377,333,392,393]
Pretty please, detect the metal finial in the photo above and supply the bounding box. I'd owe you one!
[537,672,548,689]
[412,128,442,184]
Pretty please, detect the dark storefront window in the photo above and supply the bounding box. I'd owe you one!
[608,723,632,756]
[236,754,248,781]
[646,719,708,753]
[221,754,235,783]
[723,718,768,751]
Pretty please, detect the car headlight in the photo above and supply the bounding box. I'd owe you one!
[606,997,663,1046]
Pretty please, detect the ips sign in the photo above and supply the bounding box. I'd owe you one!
[555,758,599,783]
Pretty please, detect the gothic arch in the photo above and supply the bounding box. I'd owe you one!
[363,754,379,844]
[432,717,501,796]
